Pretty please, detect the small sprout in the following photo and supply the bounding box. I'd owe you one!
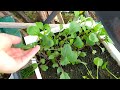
[40,65,48,71]
[40,59,45,64]
[48,55,55,59]
[92,50,97,55]
[102,61,108,69]
[82,76,89,79]
[52,63,59,68]
[60,71,70,79]
[79,52,86,57]
[57,67,63,74]
[93,57,103,79]
[93,57,103,67]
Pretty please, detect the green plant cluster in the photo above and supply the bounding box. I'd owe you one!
[23,12,117,79]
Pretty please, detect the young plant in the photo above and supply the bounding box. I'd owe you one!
[80,61,95,79]
[102,62,119,79]
[93,57,103,79]
[24,13,116,79]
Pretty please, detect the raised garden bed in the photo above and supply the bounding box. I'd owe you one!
[0,11,120,79]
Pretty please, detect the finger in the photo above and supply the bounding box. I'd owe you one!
[0,33,21,45]
[18,45,40,68]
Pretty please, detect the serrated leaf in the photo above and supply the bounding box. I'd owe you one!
[102,61,108,69]
[93,57,103,67]
[74,36,84,48]
[60,71,70,79]
[52,63,58,68]
[60,57,70,66]
[40,59,45,64]
[89,33,99,42]
[74,11,80,17]
[40,65,48,71]
[57,67,63,74]
[69,21,81,34]
[36,22,44,30]
[92,50,97,54]
[79,52,86,57]
[48,54,55,59]
[27,26,40,35]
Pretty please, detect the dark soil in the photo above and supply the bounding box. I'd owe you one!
[39,44,120,79]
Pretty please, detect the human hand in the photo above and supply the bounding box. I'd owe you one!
[0,33,40,73]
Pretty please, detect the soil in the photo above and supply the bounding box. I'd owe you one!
[39,44,120,79]
[0,74,11,79]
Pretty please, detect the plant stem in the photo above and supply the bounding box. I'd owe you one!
[106,68,119,79]
[97,66,98,79]
[84,64,95,79]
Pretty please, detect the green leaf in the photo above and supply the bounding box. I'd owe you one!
[48,54,55,59]
[36,22,44,30]
[86,37,95,46]
[102,61,108,69]
[82,26,86,31]
[74,36,84,48]
[80,15,86,21]
[42,35,54,48]
[47,51,51,56]
[40,65,48,71]
[92,50,97,54]
[61,44,78,64]
[60,71,70,79]
[70,39,74,45]
[54,51,59,57]
[20,42,37,50]
[44,24,51,31]
[27,26,40,35]
[40,59,45,64]
[70,33,77,38]
[79,52,86,57]
[93,23,103,32]
[20,63,38,79]
[59,40,65,46]
[60,24,63,30]
[57,67,63,74]
[93,57,103,67]
[89,33,99,42]
[69,21,81,34]
[74,11,80,17]
[61,44,73,58]
[60,57,70,66]
[52,63,58,68]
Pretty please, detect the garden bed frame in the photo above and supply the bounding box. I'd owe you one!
[0,22,120,79]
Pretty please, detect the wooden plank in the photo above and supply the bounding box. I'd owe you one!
[0,12,5,17]
[0,22,63,29]
[16,11,33,23]
[56,12,65,24]
[37,11,48,22]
